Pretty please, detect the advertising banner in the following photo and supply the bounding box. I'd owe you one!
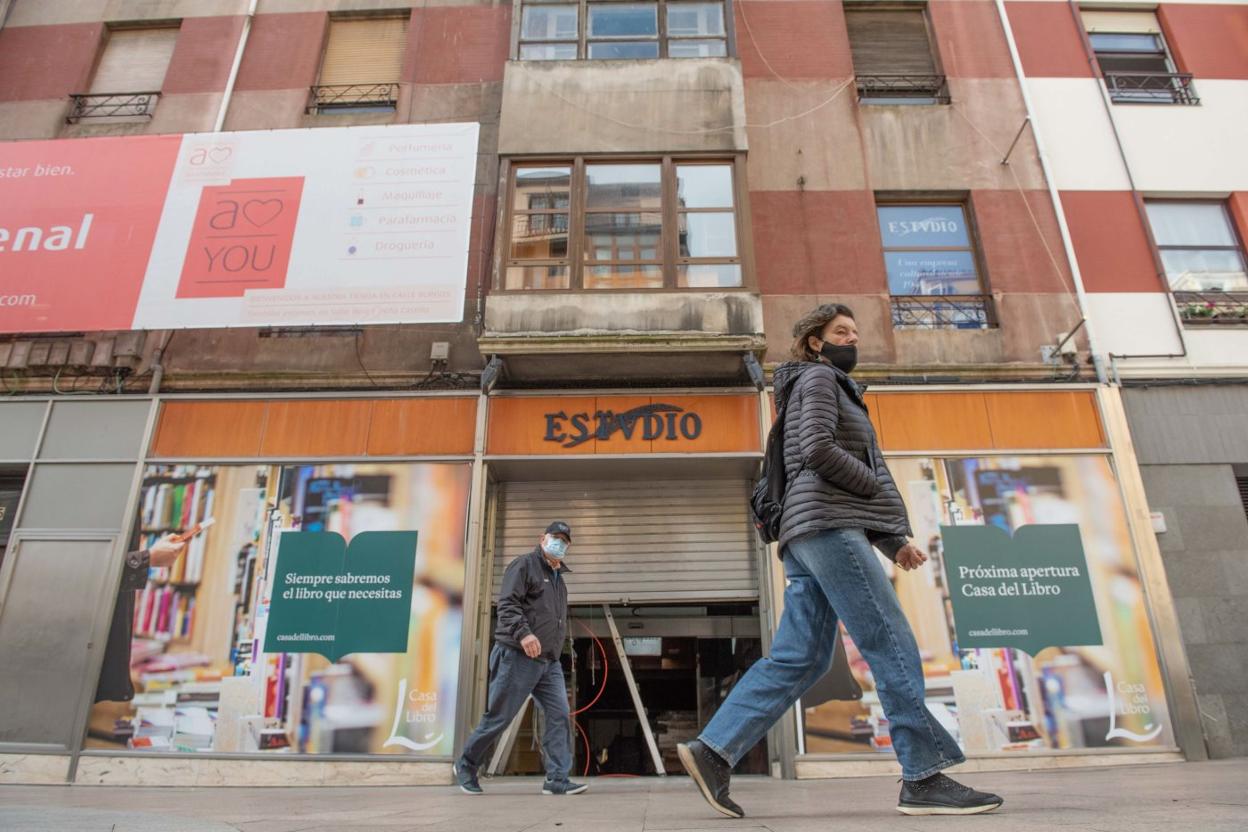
[0,123,479,333]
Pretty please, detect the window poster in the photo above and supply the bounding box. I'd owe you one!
[87,462,471,756]
[801,455,1175,756]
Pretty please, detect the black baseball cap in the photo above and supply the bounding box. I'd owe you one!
[545,520,572,541]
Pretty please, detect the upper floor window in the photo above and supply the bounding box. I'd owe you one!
[69,25,179,122]
[877,202,994,329]
[1147,200,1247,286]
[311,14,409,113]
[504,159,744,290]
[518,0,728,61]
[845,6,948,105]
[1083,10,1197,105]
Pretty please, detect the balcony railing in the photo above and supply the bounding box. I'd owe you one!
[891,294,997,330]
[309,83,400,113]
[66,92,160,123]
[856,75,950,105]
[1104,72,1199,105]
[1175,291,1248,325]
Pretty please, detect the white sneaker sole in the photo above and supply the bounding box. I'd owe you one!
[542,784,589,795]
[677,743,744,819]
[897,801,1003,816]
[452,765,483,795]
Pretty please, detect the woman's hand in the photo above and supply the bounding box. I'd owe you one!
[894,543,928,572]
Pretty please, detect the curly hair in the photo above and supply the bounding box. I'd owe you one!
[790,303,855,362]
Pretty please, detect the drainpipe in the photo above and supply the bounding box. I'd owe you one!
[1064,0,1189,369]
[993,0,1108,384]
[0,0,15,32]
[213,0,259,132]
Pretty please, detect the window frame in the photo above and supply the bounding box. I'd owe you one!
[875,196,997,330]
[1144,199,1248,294]
[498,155,752,292]
[843,2,949,106]
[309,9,412,114]
[513,0,735,61]
[1084,18,1198,105]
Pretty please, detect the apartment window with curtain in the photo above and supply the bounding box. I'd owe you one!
[844,6,947,104]
[878,202,995,329]
[68,25,179,122]
[503,159,744,290]
[1145,201,1248,325]
[1083,10,1197,105]
[517,0,728,60]
[311,14,409,113]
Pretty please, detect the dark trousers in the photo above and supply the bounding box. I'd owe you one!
[458,643,573,783]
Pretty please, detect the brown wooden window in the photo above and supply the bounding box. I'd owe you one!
[517,0,729,61]
[844,7,947,104]
[503,159,745,290]
[877,202,995,329]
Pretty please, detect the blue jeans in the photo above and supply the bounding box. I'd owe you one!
[458,643,573,783]
[700,527,965,781]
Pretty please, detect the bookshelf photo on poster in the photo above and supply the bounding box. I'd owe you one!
[86,461,471,757]
[800,455,1175,758]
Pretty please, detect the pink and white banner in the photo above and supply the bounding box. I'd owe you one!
[0,123,479,333]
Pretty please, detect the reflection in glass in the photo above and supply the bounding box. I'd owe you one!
[519,42,578,60]
[585,213,662,261]
[588,3,658,37]
[521,5,579,40]
[510,214,569,259]
[679,212,737,258]
[884,251,978,296]
[585,164,662,210]
[512,167,571,212]
[676,164,733,209]
[1160,249,1248,292]
[878,205,970,248]
[678,263,742,288]
[667,2,725,36]
[668,39,727,58]
[506,265,571,290]
[585,264,664,289]
[588,40,660,59]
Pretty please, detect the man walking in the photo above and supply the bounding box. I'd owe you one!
[454,521,588,796]
[678,303,1002,818]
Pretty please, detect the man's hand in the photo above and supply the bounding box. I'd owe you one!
[894,542,928,572]
[520,634,542,658]
[149,534,188,569]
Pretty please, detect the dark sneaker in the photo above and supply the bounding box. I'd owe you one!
[677,739,744,819]
[542,779,589,795]
[453,761,483,795]
[897,773,1003,815]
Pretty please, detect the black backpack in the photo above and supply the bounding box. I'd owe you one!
[749,398,790,544]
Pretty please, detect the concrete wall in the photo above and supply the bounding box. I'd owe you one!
[1124,385,1248,758]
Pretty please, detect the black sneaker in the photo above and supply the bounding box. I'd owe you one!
[677,739,744,819]
[453,761,483,795]
[542,779,589,795]
[897,773,1003,815]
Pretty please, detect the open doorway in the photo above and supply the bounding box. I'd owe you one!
[495,603,769,777]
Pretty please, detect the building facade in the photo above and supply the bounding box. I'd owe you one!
[0,0,1238,786]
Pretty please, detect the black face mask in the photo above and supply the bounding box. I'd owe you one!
[819,342,858,374]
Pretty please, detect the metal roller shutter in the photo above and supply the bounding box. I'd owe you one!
[89,28,179,94]
[492,479,759,604]
[844,9,937,76]
[319,17,409,86]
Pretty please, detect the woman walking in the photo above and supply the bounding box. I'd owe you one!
[678,303,1003,818]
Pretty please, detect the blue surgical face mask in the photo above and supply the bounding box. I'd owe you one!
[543,535,569,560]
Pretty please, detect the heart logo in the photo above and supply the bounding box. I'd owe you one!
[207,146,233,164]
[243,199,283,227]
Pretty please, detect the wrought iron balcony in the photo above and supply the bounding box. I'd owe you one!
[66,92,160,123]
[891,294,997,330]
[1104,72,1199,105]
[1175,291,1248,325]
[855,75,950,105]
[309,83,400,113]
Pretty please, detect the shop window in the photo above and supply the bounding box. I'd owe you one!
[1145,201,1248,326]
[1083,10,1197,105]
[310,14,409,113]
[503,159,744,290]
[87,462,472,756]
[844,6,948,105]
[518,0,728,61]
[68,25,179,123]
[877,202,995,329]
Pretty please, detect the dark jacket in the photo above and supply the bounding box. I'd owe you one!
[775,360,912,557]
[494,547,570,661]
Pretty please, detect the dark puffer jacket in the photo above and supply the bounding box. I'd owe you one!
[775,360,912,558]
